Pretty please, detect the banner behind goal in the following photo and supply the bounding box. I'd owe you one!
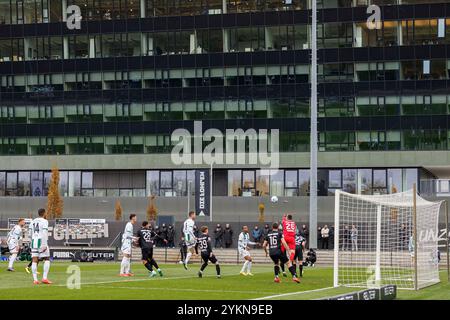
[333,188,443,290]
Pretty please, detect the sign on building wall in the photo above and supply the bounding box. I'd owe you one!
[195,169,210,216]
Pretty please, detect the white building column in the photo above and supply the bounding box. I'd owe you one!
[63,37,69,59]
[62,0,67,22]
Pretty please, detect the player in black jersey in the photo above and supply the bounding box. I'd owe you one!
[197,226,221,279]
[263,223,300,283]
[136,221,164,277]
[294,232,306,277]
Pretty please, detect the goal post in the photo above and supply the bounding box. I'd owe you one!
[333,188,443,290]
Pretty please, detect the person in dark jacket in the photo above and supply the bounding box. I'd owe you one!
[167,225,175,248]
[262,224,270,239]
[154,226,161,247]
[160,223,168,247]
[301,224,309,249]
[214,224,224,248]
[179,236,187,264]
[223,224,233,248]
[317,226,322,249]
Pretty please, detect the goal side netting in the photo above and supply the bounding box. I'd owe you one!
[333,189,442,290]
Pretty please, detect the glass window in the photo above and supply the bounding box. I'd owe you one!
[228,170,241,196]
[59,171,68,196]
[43,172,51,196]
[146,170,159,196]
[173,170,186,196]
[82,172,93,189]
[270,170,284,197]
[387,169,402,193]
[285,170,298,196]
[404,168,418,191]
[187,170,195,196]
[299,170,309,196]
[328,170,342,188]
[256,170,270,196]
[18,171,30,196]
[160,171,172,190]
[358,169,372,195]
[68,171,81,196]
[6,172,17,195]
[373,169,387,194]
[242,170,255,196]
[342,169,356,193]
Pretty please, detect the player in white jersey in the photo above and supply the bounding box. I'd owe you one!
[120,214,137,277]
[6,218,26,272]
[182,211,197,270]
[30,209,52,285]
[238,225,258,276]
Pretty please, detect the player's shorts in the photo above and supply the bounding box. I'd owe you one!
[31,247,50,259]
[121,241,132,255]
[283,236,296,251]
[7,241,19,254]
[185,235,196,249]
[269,253,283,265]
[141,248,154,261]
[239,249,250,259]
[294,247,303,261]
[201,252,218,264]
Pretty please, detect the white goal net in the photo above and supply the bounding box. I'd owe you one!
[333,189,443,290]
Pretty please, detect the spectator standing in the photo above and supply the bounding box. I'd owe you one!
[262,224,270,240]
[167,225,175,248]
[317,226,322,249]
[214,224,224,248]
[321,225,330,249]
[329,225,335,249]
[351,225,358,251]
[154,226,161,247]
[301,225,309,248]
[223,224,233,248]
[252,226,262,248]
[399,224,407,249]
[342,225,349,251]
[160,223,168,247]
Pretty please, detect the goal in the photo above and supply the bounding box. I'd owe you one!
[333,187,443,290]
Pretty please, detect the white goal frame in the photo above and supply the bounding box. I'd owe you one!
[333,185,446,290]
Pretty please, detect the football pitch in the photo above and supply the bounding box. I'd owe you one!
[0,261,449,300]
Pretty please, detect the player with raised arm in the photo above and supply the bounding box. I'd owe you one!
[6,218,25,272]
[182,211,197,270]
[263,222,290,283]
[238,225,257,276]
[136,221,164,277]
[197,226,221,279]
[282,214,297,263]
[294,231,306,277]
[30,209,51,285]
[119,214,137,277]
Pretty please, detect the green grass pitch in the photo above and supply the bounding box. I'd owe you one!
[0,261,448,300]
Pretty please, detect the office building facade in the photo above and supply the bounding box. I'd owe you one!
[0,0,449,220]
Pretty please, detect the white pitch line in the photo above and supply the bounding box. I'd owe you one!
[95,285,276,295]
[251,286,335,300]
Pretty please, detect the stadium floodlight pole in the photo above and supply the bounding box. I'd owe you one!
[309,0,318,249]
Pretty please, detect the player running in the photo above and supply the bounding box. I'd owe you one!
[197,226,221,279]
[30,209,52,285]
[238,225,258,276]
[6,218,25,272]
[294,231,306,277]
[182,211,197,270]
[120,214,137,277]
[282,214,297,262]
[136,221,164,277]
[263,222,290,283]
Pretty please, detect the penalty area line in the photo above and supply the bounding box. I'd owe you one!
[251,286,335,300]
